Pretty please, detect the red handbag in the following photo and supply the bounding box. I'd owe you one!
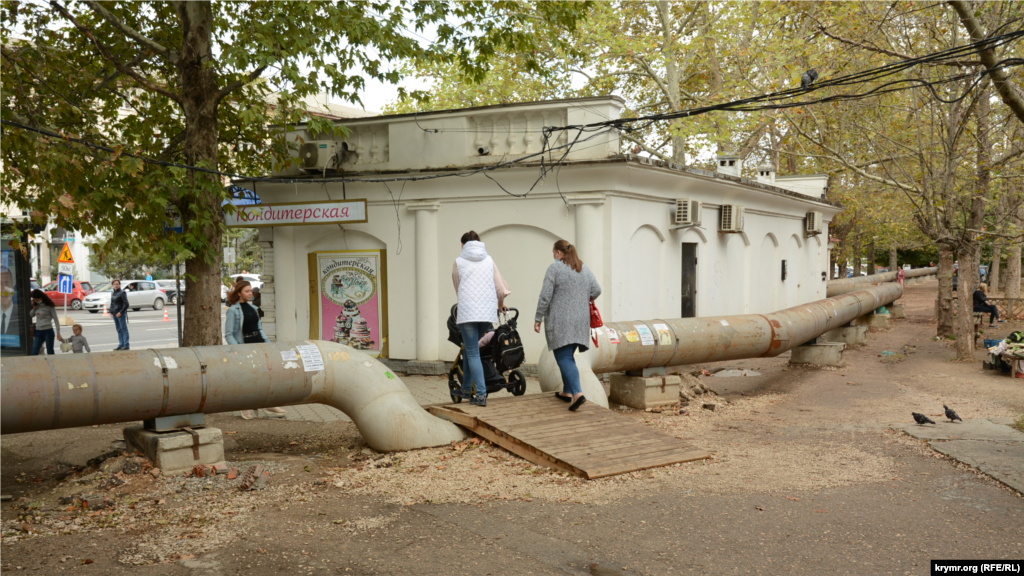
[590,299,603,348]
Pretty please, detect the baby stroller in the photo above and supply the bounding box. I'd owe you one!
[446,304,527,403]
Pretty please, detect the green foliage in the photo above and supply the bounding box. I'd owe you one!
[88,236,174,281]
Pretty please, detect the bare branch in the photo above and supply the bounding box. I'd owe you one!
[621,132,674,163]
[214,65,269,105]
[49,1,181,104]
[84,1,177,64]
[818,25,980,66]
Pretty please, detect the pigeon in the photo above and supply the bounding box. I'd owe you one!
[801,69,819,89]
[912,412,936,426]
[943,405,962,422]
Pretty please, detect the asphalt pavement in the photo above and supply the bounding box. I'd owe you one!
[46,305,224,352]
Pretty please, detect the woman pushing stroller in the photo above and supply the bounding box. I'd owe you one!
[452,231,511,406]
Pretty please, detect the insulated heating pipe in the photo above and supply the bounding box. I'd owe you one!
[0,340,467,451]
[825,267,936,297]
[539,282,906,407]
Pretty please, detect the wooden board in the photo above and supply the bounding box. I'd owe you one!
[428,394,709,479]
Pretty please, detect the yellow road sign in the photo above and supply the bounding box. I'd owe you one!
[58,242,74,264]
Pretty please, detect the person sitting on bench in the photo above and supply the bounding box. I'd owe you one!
[973,283,1005,328]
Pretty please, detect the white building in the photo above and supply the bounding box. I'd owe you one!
[238,96,841,364]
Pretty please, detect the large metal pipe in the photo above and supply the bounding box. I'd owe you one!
[1,340,467,451]
[826,267,936,297]
[539,283,906,406]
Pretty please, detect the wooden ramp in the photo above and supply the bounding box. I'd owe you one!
[428,394,709,479]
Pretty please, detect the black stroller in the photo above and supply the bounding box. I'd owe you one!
[446,305,527,403]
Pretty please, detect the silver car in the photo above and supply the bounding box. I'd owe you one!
[83,282,112,313]
[122,280,167,311]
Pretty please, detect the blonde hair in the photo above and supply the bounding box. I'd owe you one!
[978,283,988,292]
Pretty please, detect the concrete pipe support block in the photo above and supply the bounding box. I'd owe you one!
[852,312,891,329]
[124,425,226,476]
[821,326,869,346]
[609,374,680,409]
[889,304,906,319]
[790,342,847,367]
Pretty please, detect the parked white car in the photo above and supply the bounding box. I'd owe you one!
[83,282,112,313]
[87,280,167,311]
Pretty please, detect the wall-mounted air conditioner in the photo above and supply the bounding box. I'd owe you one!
[720,204,745,232]
[805,211,823,235]
[674,199,703,226]
[299,141,339,172]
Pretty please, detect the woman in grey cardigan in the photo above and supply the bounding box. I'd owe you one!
[30,289,63,355]
[534,240,601,411]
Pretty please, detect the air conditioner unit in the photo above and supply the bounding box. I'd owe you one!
[298,141,339,172]
[674,199,703,226]
[720,204,745,232]
[805,211,823,235]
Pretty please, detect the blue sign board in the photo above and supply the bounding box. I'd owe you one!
[58,273,73,294]
[164,206,184,235]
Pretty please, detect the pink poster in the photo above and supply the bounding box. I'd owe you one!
[311,250,387,357]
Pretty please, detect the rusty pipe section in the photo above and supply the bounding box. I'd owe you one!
[539,283,905,402]
[826,267,936,297]
[0,340,467,451]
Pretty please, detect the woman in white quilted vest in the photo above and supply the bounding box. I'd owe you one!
[452,231,511,406]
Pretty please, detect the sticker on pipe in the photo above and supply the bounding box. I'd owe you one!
[294,345,325,372]
[635,325,655,346]
[606,328,620,344]
[653,323,672,345]
[281,350,298,361]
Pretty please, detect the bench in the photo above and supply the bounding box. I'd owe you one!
[973,313,985,348]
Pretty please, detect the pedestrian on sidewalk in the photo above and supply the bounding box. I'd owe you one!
[109,279,130,350]
[973,283,1005,328]
[535,240,602,412]
[30,289,63,356]
[68,324,91,353]
[452,231,511,407]
[226,280,286,417]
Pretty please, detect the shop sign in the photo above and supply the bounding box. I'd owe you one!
[308,250,388,358]
[226,200,367,228]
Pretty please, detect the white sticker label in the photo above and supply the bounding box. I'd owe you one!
[635,325,655,346]
[606,328,620,344]
[720,320,729,326]
[281,350,298,361]
[295,344,324,372]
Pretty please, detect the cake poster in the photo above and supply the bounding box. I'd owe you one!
[309,250,388,358]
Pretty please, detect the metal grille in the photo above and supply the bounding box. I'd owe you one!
[675,199,690,224]
[721,204,733,230]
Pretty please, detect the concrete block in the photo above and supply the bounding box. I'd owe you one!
[124,426,225,476]
[852,312,891,329]
[790,342,846,367]
[609,374,680,409]
[889,304,906,319]
[821,326,868,346]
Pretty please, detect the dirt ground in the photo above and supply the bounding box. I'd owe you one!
[2,279,1022,576]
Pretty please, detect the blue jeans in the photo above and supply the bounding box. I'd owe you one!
[113,314,130,348]
[459,322,492,398]
[553,344,582,396]
[32,328,55,356]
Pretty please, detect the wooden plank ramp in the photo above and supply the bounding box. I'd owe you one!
[428,394,709,479]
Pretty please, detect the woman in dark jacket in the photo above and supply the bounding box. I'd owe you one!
[973,283,1004,328]
[535,240,601,411]
[109,279,130,350]
[30,289,63,355]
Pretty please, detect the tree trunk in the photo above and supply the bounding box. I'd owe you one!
[889,246,898,272]
[175,1,226,347]
[936,246,955,337]
[1003,234,1019,297]
[867,243,876,275]
[852,237,862,277]
[989,243,1002,294]
[954,244,978,359]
